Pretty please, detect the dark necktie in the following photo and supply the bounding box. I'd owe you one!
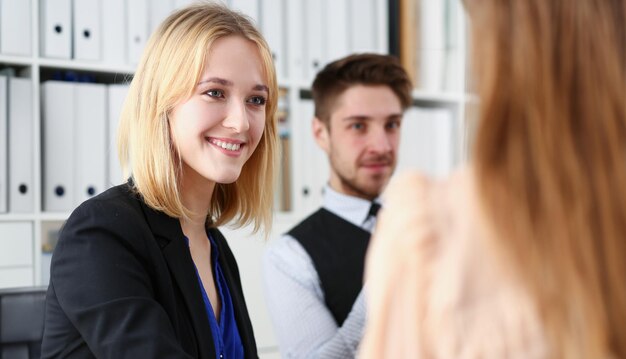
[367,202,381,220]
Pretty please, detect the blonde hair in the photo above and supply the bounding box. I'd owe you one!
[118,2,278,233]
[469,0,626,357]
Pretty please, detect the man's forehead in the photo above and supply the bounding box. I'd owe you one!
[330,89,402,120]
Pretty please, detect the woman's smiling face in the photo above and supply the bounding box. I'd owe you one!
[168,35,268,187]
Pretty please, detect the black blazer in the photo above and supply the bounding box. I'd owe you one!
[41,183,258,358]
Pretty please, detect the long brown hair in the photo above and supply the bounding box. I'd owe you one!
[468,0,626,357]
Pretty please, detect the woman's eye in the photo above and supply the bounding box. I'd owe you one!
[205,89,224,98]
[248,96,267,106]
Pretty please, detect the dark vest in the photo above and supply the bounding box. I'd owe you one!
[287,208,370,326]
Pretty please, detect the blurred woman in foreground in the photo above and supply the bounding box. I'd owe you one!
[360,0,626,357]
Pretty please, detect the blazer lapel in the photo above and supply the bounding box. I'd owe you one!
[209,228,257,358]
[140,200,216,359]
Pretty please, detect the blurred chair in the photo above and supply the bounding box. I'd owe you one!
[0,286,47,359]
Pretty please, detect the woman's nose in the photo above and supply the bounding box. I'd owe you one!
[221,100,250,132]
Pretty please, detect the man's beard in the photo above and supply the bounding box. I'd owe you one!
[328,146,395,199]
[336,169,389,200]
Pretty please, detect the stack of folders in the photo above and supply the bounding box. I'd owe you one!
[416,0,463,93]
[41,81,129,213]
[0,77,128,215]
[39,0,137,64]
[267,0,384,84]
[0,0,150,65]
[0,75,34,214]
[36,0,199,65]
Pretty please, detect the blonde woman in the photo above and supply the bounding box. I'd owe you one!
[42,3,278,358]
[360,0,626,358]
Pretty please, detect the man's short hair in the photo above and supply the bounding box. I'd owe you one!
[311,53,413,126]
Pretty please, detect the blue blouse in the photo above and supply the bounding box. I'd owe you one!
[185,234,244,359]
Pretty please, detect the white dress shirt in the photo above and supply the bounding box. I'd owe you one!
[262,185,380,358]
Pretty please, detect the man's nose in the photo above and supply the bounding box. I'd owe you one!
[367,126,393,153]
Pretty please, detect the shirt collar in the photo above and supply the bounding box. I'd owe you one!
[322,184,381,229]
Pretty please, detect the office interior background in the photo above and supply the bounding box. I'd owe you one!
[0,0,467,356]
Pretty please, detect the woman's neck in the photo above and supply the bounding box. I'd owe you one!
[179,172,216,238]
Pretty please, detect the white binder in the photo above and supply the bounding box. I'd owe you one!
[102,0,127,65]
[261,0,286,80]
[0,268,34,288]
[0,0,32,56]
[350,0,377,53]
[107,84,129,187]
[397,107,455,178]
[419,0,446,91]
[286,0,304,83]
[40,0,72,59]
[297,98,329,212]
[0,222,34,288]
[8,78,34,213]
[0,76,7,213]
[432,108,455,176]
[304,0,323,82]
[324,0,349,63]
[42,81,75,212]
[127,0,149,65]
[396,107,423,174]
[149,0,175,34]
[73,0,102,61]
[74,83,107,206]
[230,0,259,25]
[0,222,33,267]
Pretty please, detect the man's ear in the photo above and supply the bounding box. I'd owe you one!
[312,117,330,153]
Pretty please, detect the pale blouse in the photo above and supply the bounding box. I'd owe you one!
[359,167,548,359]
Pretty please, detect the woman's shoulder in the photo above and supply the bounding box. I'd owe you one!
[383,165,476,223]
[386,164,474,192]
[73,182,138,211]
[64,182,145,233]
[365,166,546,358]
[379,165,482,274]
[421,167,547,357]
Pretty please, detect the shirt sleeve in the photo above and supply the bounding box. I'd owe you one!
[262,234,365,359]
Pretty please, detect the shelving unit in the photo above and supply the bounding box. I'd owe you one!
[394,0,473,177]
[0,0,469,356]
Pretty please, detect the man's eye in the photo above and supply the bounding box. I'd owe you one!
[351,123,364,130]
[248,96,267,106]
[205,89,224,98]
[386,121,400,129]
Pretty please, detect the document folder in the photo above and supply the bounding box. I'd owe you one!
[0,76,7,213]
[42,81,75,212]
[74,83,107,206]
[40,0,72,59]
[0,0,32,56]
[8,78,34,213]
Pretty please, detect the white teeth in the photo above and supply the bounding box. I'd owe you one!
[211,139,241,151]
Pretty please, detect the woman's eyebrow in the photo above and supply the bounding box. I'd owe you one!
[198,77,268,94]
[253,84,269,93]
[198,77,232,86]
